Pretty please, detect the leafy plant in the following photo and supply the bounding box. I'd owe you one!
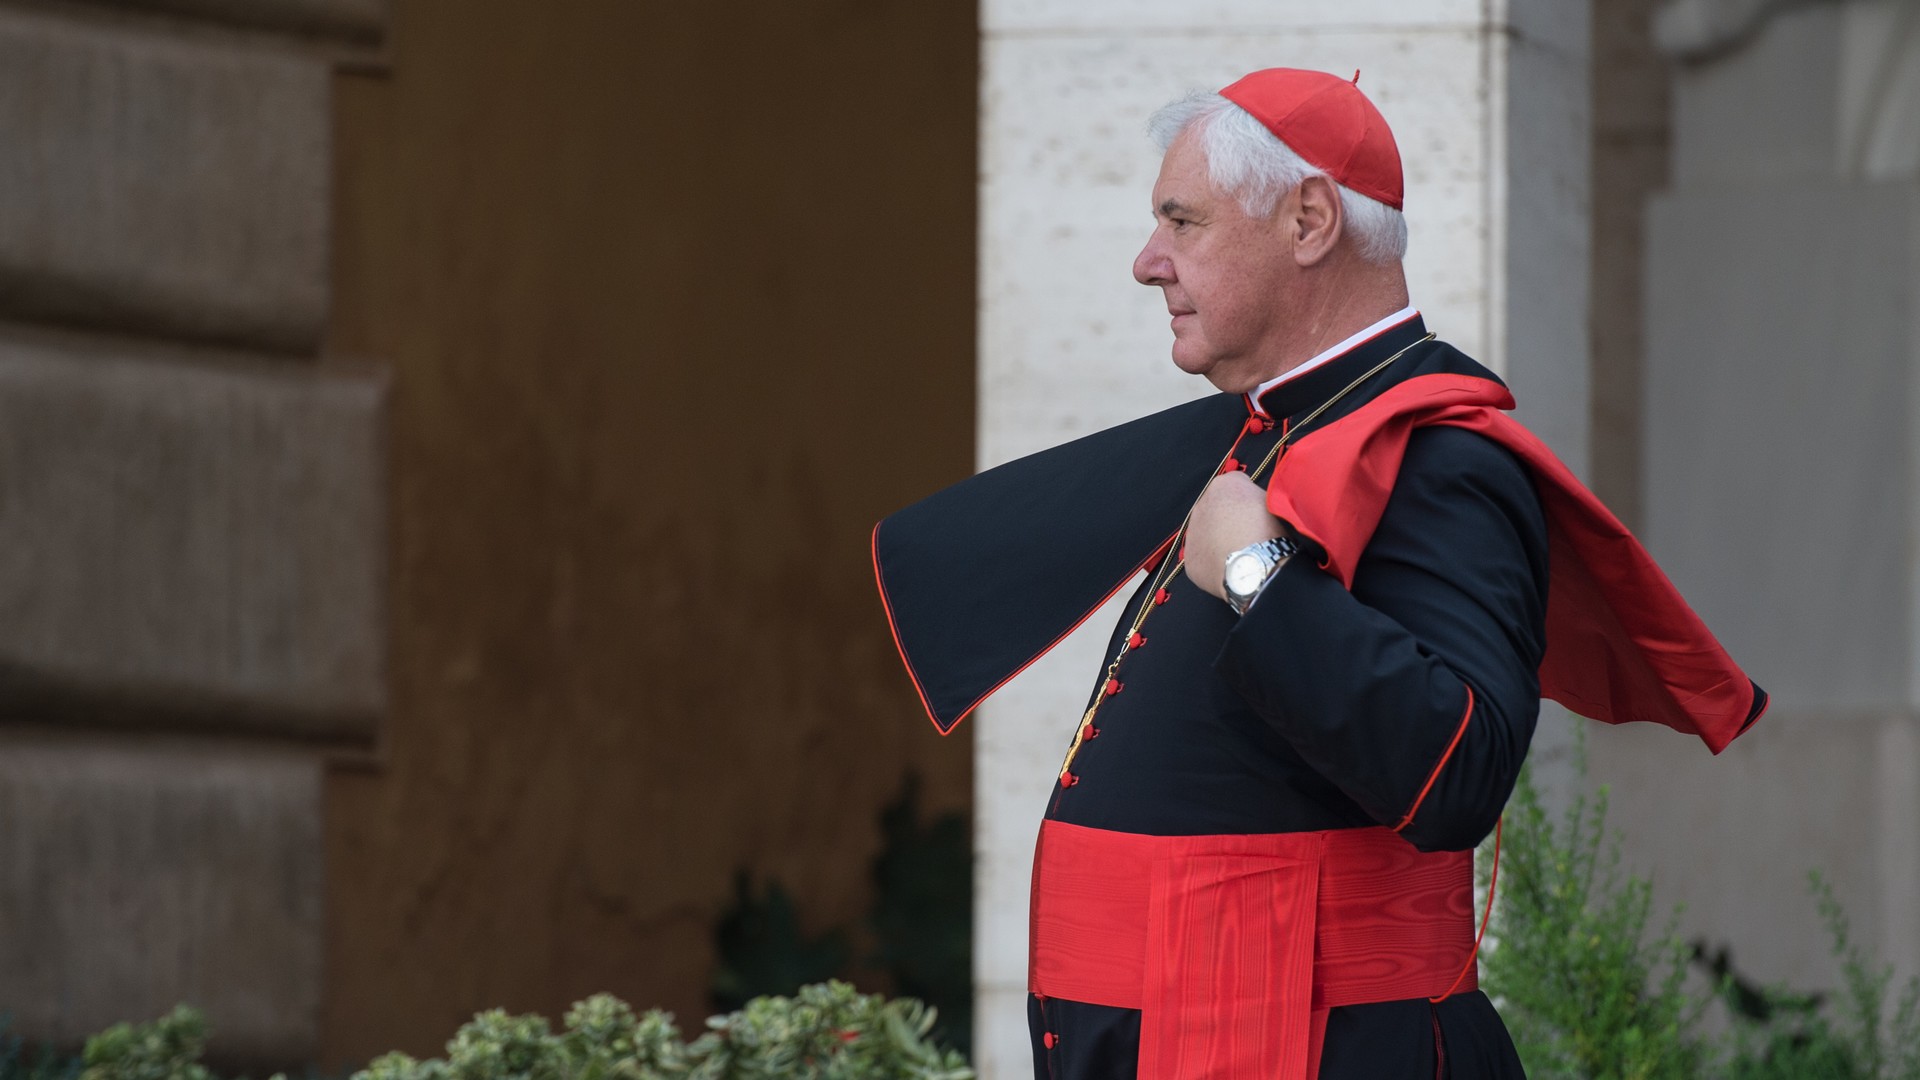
[710,874,851,1014]
[1479,765,1705,1079]
[0,1018,83,1080]
[76,985,969,1080]
[711,772,972,1057]
[677,982,970,1079]
[867,776,971,1056]
[356,983,972,1080]
[1717,872,1920,1079]
[77,1008,220,1080]
[1483,741,1920,1079]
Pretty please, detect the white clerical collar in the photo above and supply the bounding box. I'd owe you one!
[1246,306,1421,416]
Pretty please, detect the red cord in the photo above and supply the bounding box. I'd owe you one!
[1395,687,1476,833]
[1430,816,1501,1003]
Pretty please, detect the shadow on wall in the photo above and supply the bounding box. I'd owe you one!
[713,773,973,1057]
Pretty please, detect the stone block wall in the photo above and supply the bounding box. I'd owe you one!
[0,731,325,1065]
[73,1,387,43]
[0,0,388,1064]
[0,328,385,735]
[1,0,979,1070]
[0,8,333,351]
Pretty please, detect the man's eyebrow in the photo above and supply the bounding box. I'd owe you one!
[1157,199,1197,218]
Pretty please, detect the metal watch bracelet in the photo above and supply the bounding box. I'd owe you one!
[1224,535,1299,616]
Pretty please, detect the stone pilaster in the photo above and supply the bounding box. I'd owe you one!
[0,0,386,1060]
[63,0,388,44]
[1594,0,1920,995]
[0,730,325,1065]
[0,327,386,736]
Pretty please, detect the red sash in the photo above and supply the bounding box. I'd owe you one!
[1030,820,1476,1079]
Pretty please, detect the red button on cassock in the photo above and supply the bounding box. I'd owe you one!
[1044,1033,1058,1049]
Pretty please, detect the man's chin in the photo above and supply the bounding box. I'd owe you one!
[1169,344,1215,378]
[1171,348,1258,394]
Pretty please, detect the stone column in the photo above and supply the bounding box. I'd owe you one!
[1592,0,1920,994]
[0,1,387,1065]
[973,2,1591,1074]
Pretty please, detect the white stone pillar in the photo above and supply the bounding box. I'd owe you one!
[1592,0,1920,995]
[974,3,1591,1074]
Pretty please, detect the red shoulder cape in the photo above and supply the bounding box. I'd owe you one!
[1266,373,1765,754]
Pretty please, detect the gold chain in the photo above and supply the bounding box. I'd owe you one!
[1057,334,1435,782]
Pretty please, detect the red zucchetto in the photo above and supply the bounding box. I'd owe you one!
[1218,68,1404,211]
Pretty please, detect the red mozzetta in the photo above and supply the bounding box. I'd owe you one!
[1264,372,1765,754]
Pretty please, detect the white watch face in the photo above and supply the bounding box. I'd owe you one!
[1225,551,1267,597]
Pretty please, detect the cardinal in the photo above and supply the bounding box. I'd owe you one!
[874,67,1764,1079]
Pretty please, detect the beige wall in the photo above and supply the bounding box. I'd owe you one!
[1589,0,1671,532]
[321,0,976,1064]
[1594,0,1920,1001]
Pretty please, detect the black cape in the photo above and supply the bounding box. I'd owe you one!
[877,319,1536,1077]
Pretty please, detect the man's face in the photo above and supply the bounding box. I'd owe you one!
[1132,131,1299,393]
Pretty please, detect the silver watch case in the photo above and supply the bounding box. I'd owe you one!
[1223,536,1299,615]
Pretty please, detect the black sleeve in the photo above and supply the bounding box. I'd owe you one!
[1214,425,1550,852]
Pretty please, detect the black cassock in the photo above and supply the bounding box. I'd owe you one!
[880,317,1544,1078]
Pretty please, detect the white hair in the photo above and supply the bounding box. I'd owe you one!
[1148,91,1409,264]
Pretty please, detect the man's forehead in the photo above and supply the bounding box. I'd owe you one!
[1150,135,1214,210]
[1149,168,1213,216]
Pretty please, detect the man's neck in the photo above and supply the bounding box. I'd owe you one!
[1252,263,1412,386]
[1247,304,1421,410]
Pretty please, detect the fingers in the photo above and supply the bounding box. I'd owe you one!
[1188,472,1285,600]
[1198,469,1264,508]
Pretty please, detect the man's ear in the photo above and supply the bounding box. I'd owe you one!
[1289,175,1344,267]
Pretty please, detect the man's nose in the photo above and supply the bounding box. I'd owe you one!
[1133,233,1172,286]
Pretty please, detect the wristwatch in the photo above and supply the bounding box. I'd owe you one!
[1223,535,1299,616]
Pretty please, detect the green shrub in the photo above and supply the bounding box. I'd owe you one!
[0,1019,83,1080]
[78,1008,219,1080]
[710,774,972,1058]
[710,875,850,1017]
[74,985,969,1080]
[1478,765,1704,1079]
[1483,756,1920,1079]
[1718,872,1920,1079]
[866,778,971,1057]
